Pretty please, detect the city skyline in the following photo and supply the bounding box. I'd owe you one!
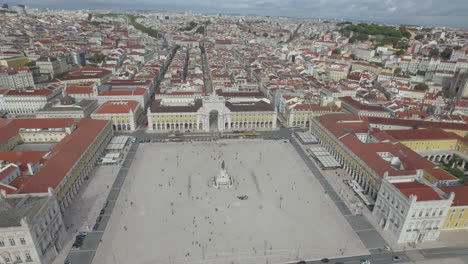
[7,0,468,29]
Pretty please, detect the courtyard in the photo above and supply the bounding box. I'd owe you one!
[92,139,369,264]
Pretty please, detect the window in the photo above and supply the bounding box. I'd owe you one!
[20,237,26,245]
[9,238,15,246]
[0,238,4,247]
[4,256,11,263]
[455,222,459,227]
[25,251,32,262]
[15,255,22,262]
[419,210,423,217]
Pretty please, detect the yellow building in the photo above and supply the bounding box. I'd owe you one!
[91,100,142,131]
[148,96,277,132]
[385,128,468,159]
[441,186,468,230]
[0,56,29,68]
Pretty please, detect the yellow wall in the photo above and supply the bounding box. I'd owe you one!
[444,129,468,137]
[0,57,29,68]
[152,114,198,123]
[401,139,459,152]
[443,207,468,229]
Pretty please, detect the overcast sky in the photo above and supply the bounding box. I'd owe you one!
[13,0,468,28]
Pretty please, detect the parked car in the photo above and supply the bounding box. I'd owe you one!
[360,260,370,264]
[392,256,401,261]
[100,209,105,215]
[320,258,330,263]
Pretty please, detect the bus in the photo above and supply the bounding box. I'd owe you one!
[242,131,257,138]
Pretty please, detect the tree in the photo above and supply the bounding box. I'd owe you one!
[262,32,268,37]
[25,61,36,67]
[395,49,405,56]
[356,33,368,41]
[429,48,440,58]
[332,49,341,55]
[415,34,424,40]
[94,53,106,63]
[444,90,456,98]
[195,26,205,34]
[394,68,402,74]
[414,83,429,91]
[441,48,452,60]
[416,70,426,76]
[348,37,357,43]
[55,71,69,79]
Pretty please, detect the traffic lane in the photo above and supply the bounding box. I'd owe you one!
[301,252,408,264]
[66,250,95,264]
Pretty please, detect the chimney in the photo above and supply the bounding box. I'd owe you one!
[27,163,34,175]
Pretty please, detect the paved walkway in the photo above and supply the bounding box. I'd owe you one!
[63,142,139,264]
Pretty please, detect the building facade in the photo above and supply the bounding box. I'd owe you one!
[0,191,66,264]
[373,175,453,243]
[91,100,142,132]
[441,186,468,230]
[148,94,277,132]
[3,88,61,115]
[0,68,35,90]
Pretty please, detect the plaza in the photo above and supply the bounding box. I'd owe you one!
[92,140,369,264]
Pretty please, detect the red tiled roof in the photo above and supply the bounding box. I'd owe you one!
[393,182,443,201]
[94,100,140,114]
[441,186,468,206]
[368,117,468,132]
[0,184,17,195]
[66,86,93,94]
[424,168,459,181]
[99,88,146,96]
[385,128,460,141]
[6,89,52,96]
[340,96,387,112]
[17,118,110,194]
[0,119,75,146]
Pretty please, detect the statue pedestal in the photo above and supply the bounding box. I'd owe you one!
[213,168,233,188]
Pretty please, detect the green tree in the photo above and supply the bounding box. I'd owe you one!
[262,32,268,37]
[444,90,456,98]
[414,83,429,91]
[415,34,424,40]
[55,71,69,79]
[25,61,36,67]
[395,49,405,56]
[356,33,368,41]
[350,54,358,60]
[332,49,341,55]
[416,70,426,76]
[394,68,402,74]
[195,26,205,34]
[429,48,440,58]
[94,53,106,63]
[441,48,452,60]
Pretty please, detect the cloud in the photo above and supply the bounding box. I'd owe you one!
[16,0,468,28]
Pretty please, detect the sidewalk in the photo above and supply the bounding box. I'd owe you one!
[52,143,133,264]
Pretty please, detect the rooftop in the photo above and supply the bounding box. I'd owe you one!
[0,195,49,227]
[393,181,443,201]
